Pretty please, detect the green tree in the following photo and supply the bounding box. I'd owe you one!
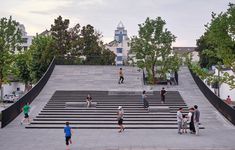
[80,24,102,64]
[0,16,22,99]
[194,3,235,89]
[51,16,70,56]
[15,50,32,92]
[29,35,55,82]
[69,23,82,56]
[130,17,177,84]
[196,34,221,68]
[80,24,115,65]
[99,46,116,65]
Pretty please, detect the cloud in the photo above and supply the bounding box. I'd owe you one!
[0,0,232,46]
[29,11,50,15]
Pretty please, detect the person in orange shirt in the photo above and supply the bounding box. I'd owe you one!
[118,68,124,84]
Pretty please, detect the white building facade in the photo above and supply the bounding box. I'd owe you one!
[106,22,130,66]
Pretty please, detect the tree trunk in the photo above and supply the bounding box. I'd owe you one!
[0,78,3,101]
[151,64,155,84]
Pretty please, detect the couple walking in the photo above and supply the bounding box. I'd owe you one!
[141,87,167,109]
[177,105,200,135]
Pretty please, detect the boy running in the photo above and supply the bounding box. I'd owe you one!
[64,122,73,150]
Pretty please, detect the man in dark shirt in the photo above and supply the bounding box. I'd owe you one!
[194,105,200,136]
[160,87,167,104]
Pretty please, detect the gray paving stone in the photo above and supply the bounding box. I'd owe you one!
[0,65,235,150]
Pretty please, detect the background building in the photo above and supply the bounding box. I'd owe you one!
[18,24,33,50]
[106,22,130,66]
[173,47,199,63]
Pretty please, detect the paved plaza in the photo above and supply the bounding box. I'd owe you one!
[0,66,235,150]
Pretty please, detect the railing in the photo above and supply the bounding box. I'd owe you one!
[1,57,56,128]
[190,69,235,125]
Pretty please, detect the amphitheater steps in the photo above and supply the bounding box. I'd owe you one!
[26,91,204,129]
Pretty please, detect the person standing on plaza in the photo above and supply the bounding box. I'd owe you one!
[182,114,188,133]
[177,107,183,134]
[160,87,167,104]
[142,90,149,109]
[117,106,125,132]
[166,72,171,87]
[118,68,124,84]
[64,122,73,150]
[194,105,200,135]
[188,107,196,134]
[226,95,232,104]
[21,102,31,125]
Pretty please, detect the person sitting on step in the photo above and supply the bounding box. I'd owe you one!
[86,94,92,108]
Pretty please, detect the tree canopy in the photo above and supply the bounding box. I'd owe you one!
[130,17,179,84]
[50,16,115,65]
[29,35,55,82]
[0,16,22,99]
[194,3,235,89]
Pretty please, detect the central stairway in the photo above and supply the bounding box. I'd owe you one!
[26,90,203,129]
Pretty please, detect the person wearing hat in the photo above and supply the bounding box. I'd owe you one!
[117,106,125,132]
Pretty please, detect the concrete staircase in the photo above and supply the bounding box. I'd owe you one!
[26,90,204,129]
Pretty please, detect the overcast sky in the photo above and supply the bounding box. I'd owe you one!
[0,0,232,46]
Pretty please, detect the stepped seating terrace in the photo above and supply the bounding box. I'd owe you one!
[26,90,204,129]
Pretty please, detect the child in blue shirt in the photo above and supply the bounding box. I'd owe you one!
[64,122,72,150]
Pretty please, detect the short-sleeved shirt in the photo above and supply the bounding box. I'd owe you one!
[64,126,72,137]
[117,110,124,120]
[23,105,30,114]
[166,73,171,80]
[194,109,200,122]
[161,89,166,96]
[119,70,123,77]
[177,110,182,122]
[142,94,146,100]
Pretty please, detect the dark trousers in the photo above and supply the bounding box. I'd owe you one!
[189,122,196,133]
[119,76,124,83]
[143,99,149,108]
[161,95,165,103]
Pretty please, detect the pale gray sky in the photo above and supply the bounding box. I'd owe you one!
[0,0,232,46]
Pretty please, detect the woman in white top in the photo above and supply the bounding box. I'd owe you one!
[117,106,125,133]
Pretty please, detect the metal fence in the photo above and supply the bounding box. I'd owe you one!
[1,58,56,128]
[190,69,235,125]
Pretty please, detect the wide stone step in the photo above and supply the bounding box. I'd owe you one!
[30,121,180,125]
[40,109,188,113]
[42,107,189,110]
[41,110,149,113]
[25,124,205,129]
[33,118,177,121]
[46,102,187,105]
[44,105,187,108]
[50,98,183,101]
[38,112,184,115]
[45,103,187,106]
[36,115,178,118]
